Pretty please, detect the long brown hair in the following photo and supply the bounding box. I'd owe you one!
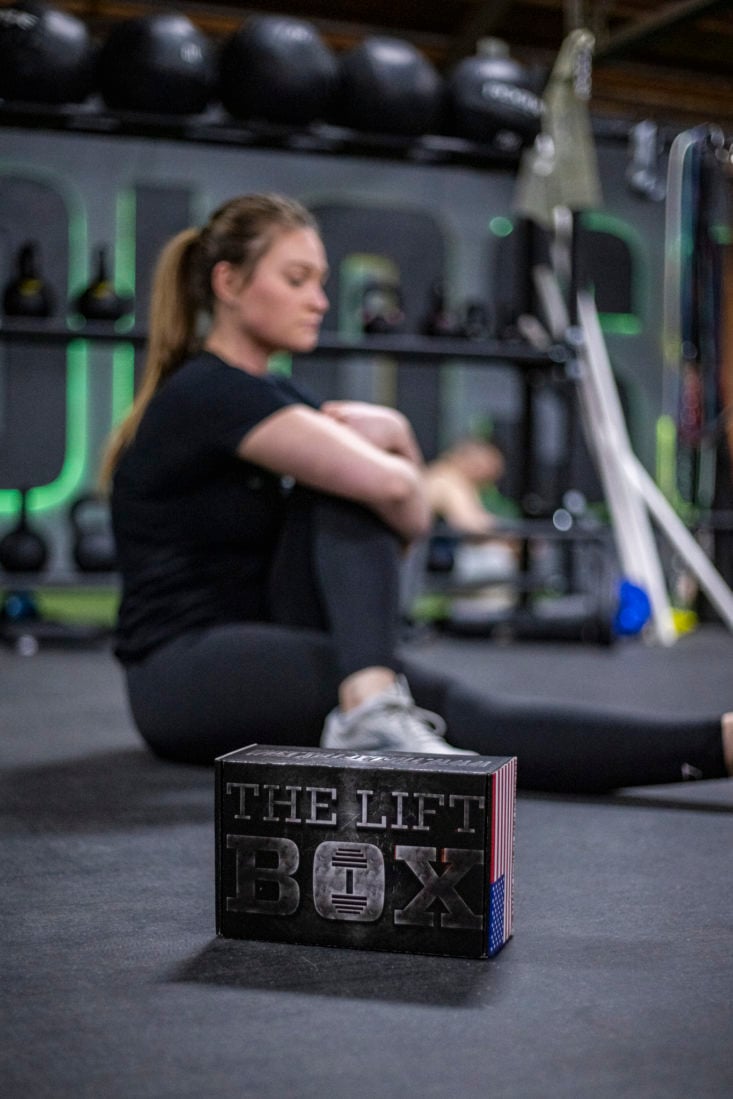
[100,193,318,486]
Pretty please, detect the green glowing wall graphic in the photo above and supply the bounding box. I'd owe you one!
[0,136,658,538]
[0,166,89,517]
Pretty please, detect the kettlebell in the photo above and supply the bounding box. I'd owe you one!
[3,240,55,318]
[361,277,405,335]
[462,301,492,341]
[73,245,133,322]
[0,488,49,573]
[422,281,463,338]
[69,494,117,572]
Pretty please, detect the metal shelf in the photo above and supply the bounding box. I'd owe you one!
[0,319,567,368]
[0,317,144,344]
[0,100,525,170]
[310,332,567,367]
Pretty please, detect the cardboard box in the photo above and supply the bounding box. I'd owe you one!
[215,745,517,959]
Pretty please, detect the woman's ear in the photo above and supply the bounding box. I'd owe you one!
[210,260,239,305]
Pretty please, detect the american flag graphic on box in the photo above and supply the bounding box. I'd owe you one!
[488,756,517,955]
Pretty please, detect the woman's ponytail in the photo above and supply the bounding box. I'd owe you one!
[100,193,318,489]
[99,227,201,488]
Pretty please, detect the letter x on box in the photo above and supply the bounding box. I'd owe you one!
[215,745,517,959]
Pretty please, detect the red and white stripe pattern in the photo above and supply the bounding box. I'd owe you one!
[488,757,517,953]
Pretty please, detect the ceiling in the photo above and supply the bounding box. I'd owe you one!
[55,0,733,133]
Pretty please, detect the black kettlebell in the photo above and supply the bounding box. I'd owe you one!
[422,280,463,338]
[462,301,492,341]
[361,277,405,335]
[3,240,55,318]
[69,494,117,572]
[73,245,133,322]
[0,488,49,573]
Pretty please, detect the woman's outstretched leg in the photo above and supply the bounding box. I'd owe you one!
[402,655,729,793]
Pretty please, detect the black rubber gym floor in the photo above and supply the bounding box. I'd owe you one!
[2,626,732,1098]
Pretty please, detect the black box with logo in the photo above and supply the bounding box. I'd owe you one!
[215,745,517,959]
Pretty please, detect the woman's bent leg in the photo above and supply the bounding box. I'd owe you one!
[125,494,408,764]
[125,622,342,764]
[268,490,403,679]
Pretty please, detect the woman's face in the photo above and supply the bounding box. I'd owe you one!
[215,227,329,359]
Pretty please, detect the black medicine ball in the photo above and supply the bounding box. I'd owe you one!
[219,15,337,126]
[98,13,214,115]
[338,36,443,136]
[447,41,543,144]
[0,0,95,105]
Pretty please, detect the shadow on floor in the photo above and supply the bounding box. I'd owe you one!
[172,933,505,1008]
[0,747,214,833]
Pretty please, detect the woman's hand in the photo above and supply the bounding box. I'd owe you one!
[238,404,431,543]
[320,401,423,465]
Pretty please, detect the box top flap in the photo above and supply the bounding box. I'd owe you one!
[216,744,515,775]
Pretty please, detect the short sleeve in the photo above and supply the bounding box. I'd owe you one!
[162,354,318,457]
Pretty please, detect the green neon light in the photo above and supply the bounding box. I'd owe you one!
[580,210,645,261]
[114,187,137,334]
[111,343,137,424]
[488,216,514,238]
[654,414,699,523]
[655,414,678,502]
[0,341,89,517]
[597,313,642,336]
[106,188,139,434]
[579,211,646,336]
[0,162,89,517]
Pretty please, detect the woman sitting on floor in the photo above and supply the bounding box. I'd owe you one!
[101,192,733,793]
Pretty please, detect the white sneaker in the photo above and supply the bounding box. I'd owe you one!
[321,675,476,755]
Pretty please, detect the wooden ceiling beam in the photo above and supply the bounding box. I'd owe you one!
[595,0,732,59]
[591,61,733,126]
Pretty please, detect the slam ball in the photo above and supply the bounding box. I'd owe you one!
[219,16,337,126]
[0,0,95,105]
[98,13,214,115]
[447,39,543,145]
[338,36,443,136]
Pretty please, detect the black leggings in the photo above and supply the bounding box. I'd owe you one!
[124,493,727,792]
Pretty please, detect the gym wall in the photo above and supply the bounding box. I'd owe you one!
[0,125,667,572]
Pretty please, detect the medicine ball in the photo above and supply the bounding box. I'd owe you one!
[447,38,543,145]
[338,36,443,136]
[98,13,214,115]
[220,16,337,126]
[0,1,95,105]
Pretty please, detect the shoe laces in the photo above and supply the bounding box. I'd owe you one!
[380,695,449,747]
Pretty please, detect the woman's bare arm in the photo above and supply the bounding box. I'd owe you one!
[320,401,423,465]
[237,404,431,543]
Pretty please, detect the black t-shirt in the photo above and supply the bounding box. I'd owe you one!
[111,351,319,663]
